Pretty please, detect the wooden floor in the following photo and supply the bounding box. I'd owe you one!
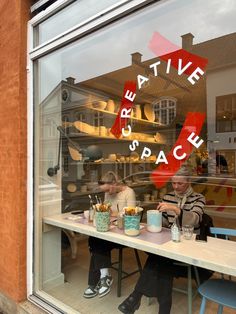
[46,237,236,314]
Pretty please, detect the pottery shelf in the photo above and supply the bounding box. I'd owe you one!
[62,131,164,145]
[84,104,162,126]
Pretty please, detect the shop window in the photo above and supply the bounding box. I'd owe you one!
[216,93,236,132]
[31,0,236,312]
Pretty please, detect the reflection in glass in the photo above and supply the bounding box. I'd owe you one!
[33,0,236,312]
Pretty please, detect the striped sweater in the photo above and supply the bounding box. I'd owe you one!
[162,191,205,231]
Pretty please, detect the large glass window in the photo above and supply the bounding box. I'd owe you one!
[31,0,236,312]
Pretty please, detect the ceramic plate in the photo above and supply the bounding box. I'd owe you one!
[144,104,155,122]
[67,183,77,193]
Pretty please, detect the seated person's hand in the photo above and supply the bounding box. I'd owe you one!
[157,202,181,216]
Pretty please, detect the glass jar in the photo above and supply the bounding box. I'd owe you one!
[171,219,180,242]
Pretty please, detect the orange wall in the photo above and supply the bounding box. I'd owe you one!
[0,0,32,302]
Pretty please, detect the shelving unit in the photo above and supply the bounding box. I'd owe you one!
[83,103,163,126]
[67,131,162,144]
[61,99,166,210]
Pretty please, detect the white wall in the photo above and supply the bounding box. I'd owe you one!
[206,65,236,151]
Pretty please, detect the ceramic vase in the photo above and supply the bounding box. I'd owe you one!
[95,211,110,232]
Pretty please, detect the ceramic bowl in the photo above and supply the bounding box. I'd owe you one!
[92,100,107,110]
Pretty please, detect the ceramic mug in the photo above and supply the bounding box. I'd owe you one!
[147,210,162,233]
[124,214,141,236]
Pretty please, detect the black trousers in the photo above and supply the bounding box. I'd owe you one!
[135,254,175,314]
[88,236,121,287]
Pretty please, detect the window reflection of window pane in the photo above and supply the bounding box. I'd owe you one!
[216,94,236,132]
[217,120,231,132]
[153,99,176,125]
[232,120,236,131]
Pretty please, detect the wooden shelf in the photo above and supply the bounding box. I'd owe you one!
[64,190,103,198]
[83,104,162,126]
[66,131,163,145]
[64,181,154,198]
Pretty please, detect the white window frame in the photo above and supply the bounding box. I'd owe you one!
[27,0,160,311]
[153,97,177,125]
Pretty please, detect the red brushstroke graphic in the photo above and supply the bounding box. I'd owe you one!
[148,32,208,186]
[151,112,206,188]
[148,32,208,74]
[110,81,136,138]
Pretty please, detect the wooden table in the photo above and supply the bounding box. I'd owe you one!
[43,212,236,277]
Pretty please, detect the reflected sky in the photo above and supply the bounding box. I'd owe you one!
[38,0,236,102]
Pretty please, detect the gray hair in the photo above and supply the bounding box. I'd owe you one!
[174,166,192,181]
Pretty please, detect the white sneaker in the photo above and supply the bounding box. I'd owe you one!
[83,283,100,298]
[98,276,113,298]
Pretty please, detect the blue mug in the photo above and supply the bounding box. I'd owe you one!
[147,210,162,232]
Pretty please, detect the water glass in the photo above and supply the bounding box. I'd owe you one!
[182,225,194,240]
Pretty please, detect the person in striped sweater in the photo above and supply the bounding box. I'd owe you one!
[118,166,205,314]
